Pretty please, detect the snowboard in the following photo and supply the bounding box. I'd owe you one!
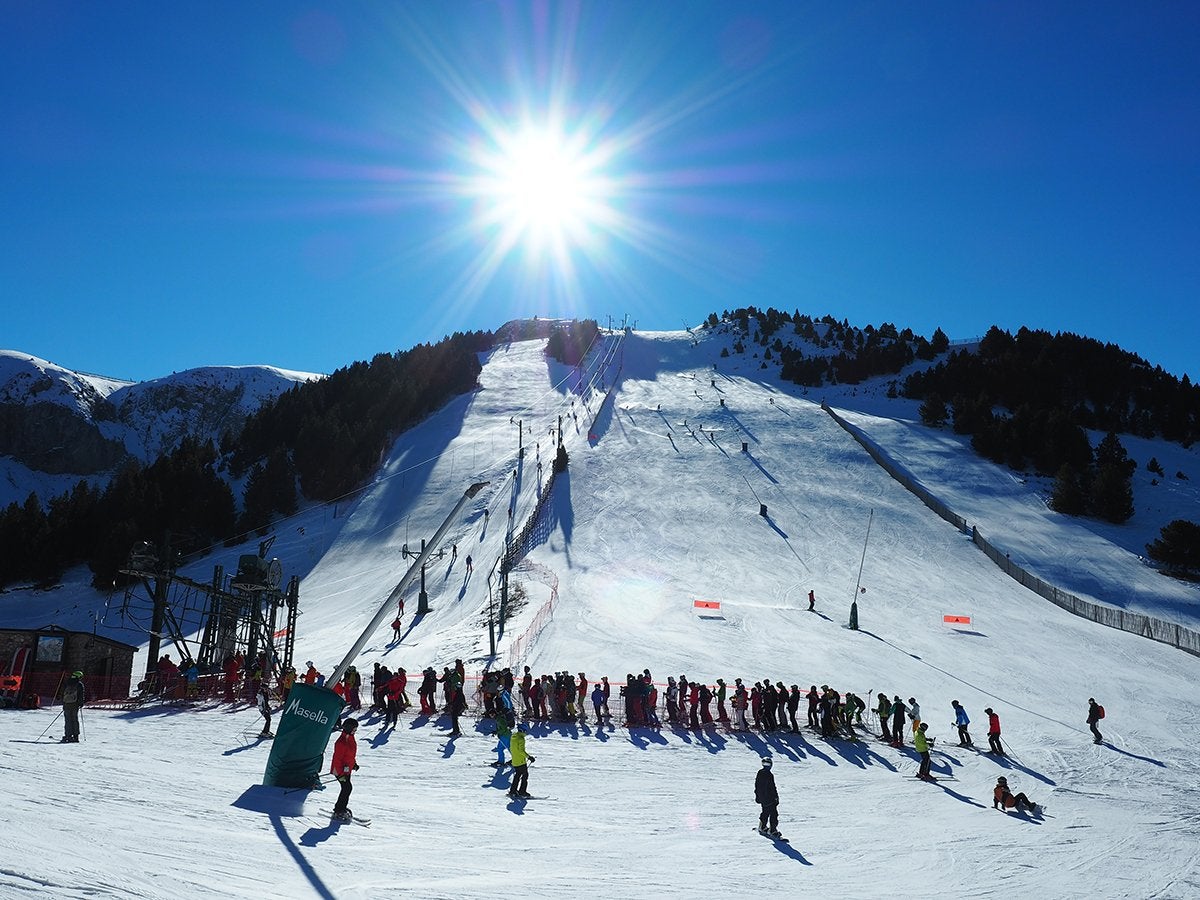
[752,827,789,843]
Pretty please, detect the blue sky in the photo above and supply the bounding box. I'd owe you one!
[3,1,1197,382]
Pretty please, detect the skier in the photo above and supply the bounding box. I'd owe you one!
[344,666,362,711]
[914,722,934,780]
[223,656,239,702]
[256,683,273,738]
[993,776,1037,813]
[600,676,611,718]
[908,697,922,736]
[716,678,728,722]
[384,670,404,727]
[665,676,679,724]
[890,696,907,747]
[576,673,588,722]
[787,685,802,733]
[508,724,536,799]
[805,685,820,730]
[1087,698,1104,744]
[492,701,512,767]
[877,692,892,742]
[591,682,604,722]
[698,682,713,724]
[391,617,402,642]
[985,707,1004,755]
[808,589,816,611]
[465,555,473,573]
[331,718,360,822]
[755,757,781,838]
[732,679,749,731]
[302,661,321,686]
[60,671,85,743]
[951,700,973,747]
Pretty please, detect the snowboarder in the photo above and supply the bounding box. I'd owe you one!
[60,671,85,743]
[915,722,934,779]
[951,700,973,747]
[808,589,816,611]
[993,776,1037,813]
[331,718,360,822]
[508,724,536,798]
[985,707,1004,755]
[1087,698,1104,744]
[256,684,273,738]
[755,757,781,837]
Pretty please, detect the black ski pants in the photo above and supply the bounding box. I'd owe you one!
[334,775,353,814]
[511,763,528,795]
[758,802,778,832]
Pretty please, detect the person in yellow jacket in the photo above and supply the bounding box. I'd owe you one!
[507,725,536,799]
[914,722,935,780]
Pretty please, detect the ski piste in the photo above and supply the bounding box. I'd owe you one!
[753,828,789,843]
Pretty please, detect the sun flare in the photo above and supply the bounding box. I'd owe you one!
[469,123,616,258]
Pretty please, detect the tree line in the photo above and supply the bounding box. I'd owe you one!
[0,330,493,590]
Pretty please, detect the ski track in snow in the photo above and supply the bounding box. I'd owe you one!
[3,331,1200,898]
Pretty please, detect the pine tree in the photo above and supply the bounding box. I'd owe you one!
[1146,520,1200,569]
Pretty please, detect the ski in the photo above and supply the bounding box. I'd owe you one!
[911,775,958,781]
[752,828,789,843]
[321,808,372,826]
[506,795,552,800]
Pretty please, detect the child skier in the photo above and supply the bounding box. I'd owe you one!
[331,718,360,821]
[507,724,536,799]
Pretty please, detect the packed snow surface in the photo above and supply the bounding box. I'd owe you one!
[3,331,1199,899]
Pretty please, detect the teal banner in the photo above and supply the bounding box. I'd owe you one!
[262,683,345,788]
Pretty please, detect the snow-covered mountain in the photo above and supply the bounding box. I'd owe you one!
[0,350,320,506]
[2,329,1199,898]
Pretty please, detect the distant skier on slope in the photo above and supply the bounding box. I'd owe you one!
[755,757,782,838]
[985,707,1005,755]
[1087,698,1104,745]
[808,589,816,611]
[952,700,973,747]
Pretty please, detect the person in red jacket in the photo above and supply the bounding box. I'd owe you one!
[985,707,1005,755]
[331,718,359,822]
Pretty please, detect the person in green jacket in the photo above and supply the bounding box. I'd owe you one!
[508,725,536,798]
[914,722,934,780]
[876,692,893,742]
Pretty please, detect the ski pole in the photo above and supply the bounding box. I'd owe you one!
[37,708,64,742]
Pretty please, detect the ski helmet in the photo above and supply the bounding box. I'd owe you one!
[761,756,772,767]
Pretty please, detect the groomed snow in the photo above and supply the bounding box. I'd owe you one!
[3,330,1199,899]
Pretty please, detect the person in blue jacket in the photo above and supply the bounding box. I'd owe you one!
[952,700,973,747]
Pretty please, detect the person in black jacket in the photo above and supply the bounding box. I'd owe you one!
[755,757,780,836]
[60,671,85,743]
[1087,698,1104,744]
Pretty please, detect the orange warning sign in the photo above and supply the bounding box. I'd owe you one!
[694,600,721,610]
[943,615,972,624]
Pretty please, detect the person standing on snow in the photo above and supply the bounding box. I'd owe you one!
[716,678,728,722]
[665,676,679,724]
[733,679,749,731]
[60,671,85,743]
[914,722,934,780]
[985,707,1004,755]
[877,692,893,742]
[492,702,512,767]
[807,685,821,730]
[508,724,536,799]
[257,684,273,738]
[787,685,802,733]
[331,718,360,822]
[591,682,604,722]
[755,757,781,837]
[808,589,816,611]
[951,700,973,747]
[1087,698,1104,744]
[908,697,922,736]
[890,696,908,747]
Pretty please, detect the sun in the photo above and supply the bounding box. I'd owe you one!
[469,122,616,258]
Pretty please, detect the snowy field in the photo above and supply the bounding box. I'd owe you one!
[3,330,1199,899]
